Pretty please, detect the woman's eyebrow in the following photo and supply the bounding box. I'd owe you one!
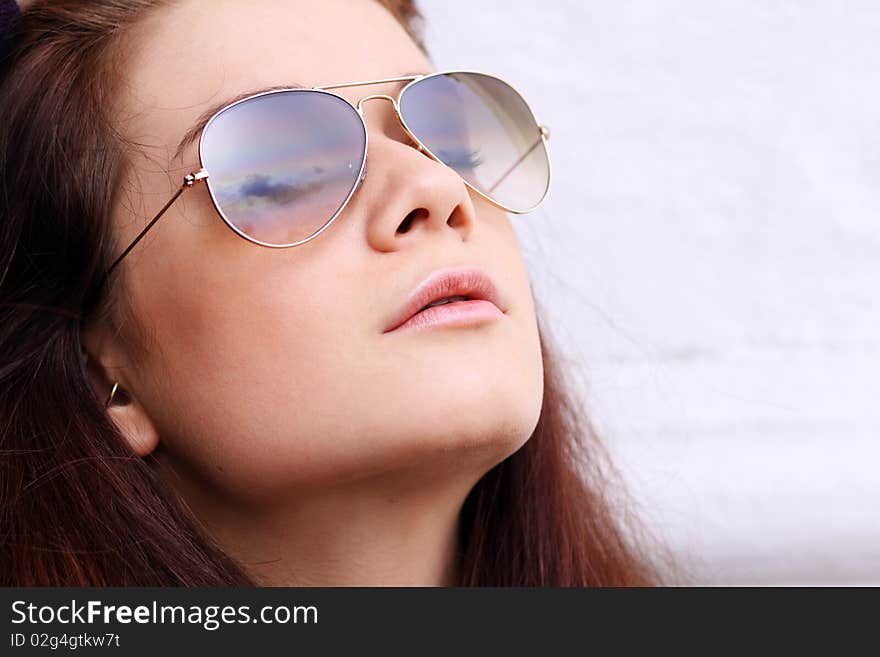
[172,71,429,163]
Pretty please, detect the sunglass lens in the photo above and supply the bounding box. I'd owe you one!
[200,90,366,246]
[398,72,550,213]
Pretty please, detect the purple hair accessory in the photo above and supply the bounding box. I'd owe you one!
[0,0,21,63]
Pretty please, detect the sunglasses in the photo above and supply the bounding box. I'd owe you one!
[103,69,552,279]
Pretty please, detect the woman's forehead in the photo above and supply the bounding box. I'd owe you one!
[116,0,430,155]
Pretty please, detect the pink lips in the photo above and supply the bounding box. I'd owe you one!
[382,266,506,334]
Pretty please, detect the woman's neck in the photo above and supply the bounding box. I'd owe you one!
[166,464,474,587]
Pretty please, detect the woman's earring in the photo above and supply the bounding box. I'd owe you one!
[105,381,120,408]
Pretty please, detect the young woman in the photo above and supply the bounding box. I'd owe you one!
[0,0,668,586]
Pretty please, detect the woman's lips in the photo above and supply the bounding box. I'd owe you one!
[387,298,504,333]
[382,266,506,334]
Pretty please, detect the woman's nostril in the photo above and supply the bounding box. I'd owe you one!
[397,207,427,234]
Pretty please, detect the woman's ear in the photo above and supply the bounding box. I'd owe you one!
[103,388,160,457]
[81,326,160,458]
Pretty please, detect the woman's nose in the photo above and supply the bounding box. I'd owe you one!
[350,97,479,253]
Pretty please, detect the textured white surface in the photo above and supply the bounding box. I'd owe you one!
[417,0,880,584]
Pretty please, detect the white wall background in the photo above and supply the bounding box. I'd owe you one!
[417,0,880,585]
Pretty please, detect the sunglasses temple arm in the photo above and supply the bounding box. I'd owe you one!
[104,170,208,277]
[486,136,544,195]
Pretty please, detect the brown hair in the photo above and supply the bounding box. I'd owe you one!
[0,0,670,586]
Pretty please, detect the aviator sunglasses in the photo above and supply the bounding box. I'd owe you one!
[102,69,552,281]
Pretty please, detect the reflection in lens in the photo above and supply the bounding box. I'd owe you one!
[398,72,550,213]
[200,90,366,245]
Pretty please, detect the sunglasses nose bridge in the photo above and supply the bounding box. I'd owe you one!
[355,93,427,157]
[355,93,398,114]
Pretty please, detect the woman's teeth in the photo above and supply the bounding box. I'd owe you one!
[422,295,469,310]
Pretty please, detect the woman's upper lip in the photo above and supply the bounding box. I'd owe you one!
[382,266,506,333]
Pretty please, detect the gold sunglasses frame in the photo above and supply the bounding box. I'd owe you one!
[102,69,552,281]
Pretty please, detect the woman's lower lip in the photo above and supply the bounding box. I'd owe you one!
[387,299,504,333]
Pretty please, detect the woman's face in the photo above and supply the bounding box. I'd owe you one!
[98,0,544,506]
